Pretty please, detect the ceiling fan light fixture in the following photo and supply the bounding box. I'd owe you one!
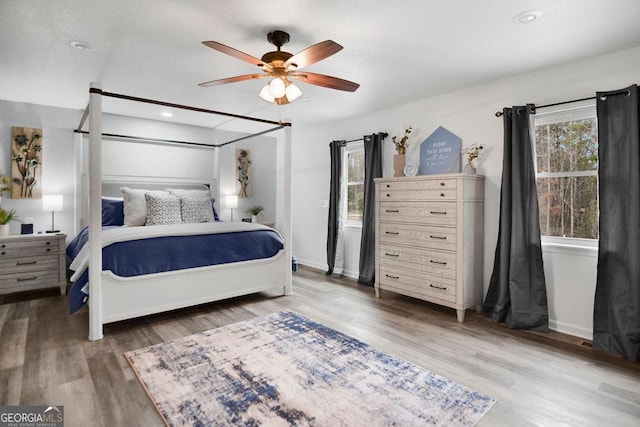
[268,77,286,98]
[285,82,302,102]
[259,84,275,102]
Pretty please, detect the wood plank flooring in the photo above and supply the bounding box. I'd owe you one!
[1,266,639,426]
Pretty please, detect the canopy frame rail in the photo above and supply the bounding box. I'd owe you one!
[76,88,291,146]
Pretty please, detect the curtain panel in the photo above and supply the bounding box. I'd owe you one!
[594,84,640,362]
[483,105,549,331]
[326,140,344,275]
[358,133,384,285]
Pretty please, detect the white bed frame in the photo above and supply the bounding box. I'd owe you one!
[85,83,292,340]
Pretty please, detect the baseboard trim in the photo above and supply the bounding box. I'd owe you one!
[549,319,593,341]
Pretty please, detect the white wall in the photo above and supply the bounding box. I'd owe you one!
[291,45,640,339]
[0,101,277,239]
[0,100,81,236]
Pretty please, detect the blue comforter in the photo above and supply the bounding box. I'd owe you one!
[67,226,286,314]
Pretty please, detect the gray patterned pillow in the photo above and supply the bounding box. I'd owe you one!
[181,196,214,223]
[144,193,181,225]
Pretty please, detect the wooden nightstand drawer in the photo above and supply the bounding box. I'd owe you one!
[0,270,62,290]
[0,254,60,274]
[0,238,60,257]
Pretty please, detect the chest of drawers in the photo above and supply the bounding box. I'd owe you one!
[374,174,484,322]
[0,233,67,295]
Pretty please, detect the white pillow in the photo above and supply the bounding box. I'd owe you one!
[121,187,169,226]
[145,193,181,225]
[166,188,211,199]
[181,196,214,223]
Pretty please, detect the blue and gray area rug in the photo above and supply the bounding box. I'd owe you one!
[125,311,495,426]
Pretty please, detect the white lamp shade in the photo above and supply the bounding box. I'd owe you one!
[259,84,275,102]
[42,195,63,211]
[225,194,238,209]
[285,83,303,102]
[268,77,286,98]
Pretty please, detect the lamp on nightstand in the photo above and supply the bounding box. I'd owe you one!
[225,195,238,222]
[42,194,63,233]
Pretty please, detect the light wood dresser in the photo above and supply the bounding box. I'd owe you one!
[374,174,484,322]
[0,233,67,295]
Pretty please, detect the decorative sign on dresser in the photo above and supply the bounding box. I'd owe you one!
[374,174,484,322]
[418,126,462,175]
[0,233,67,295]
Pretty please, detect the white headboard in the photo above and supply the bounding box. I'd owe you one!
[78,175,218,229]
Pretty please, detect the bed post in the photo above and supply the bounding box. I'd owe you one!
[88,82,104,341]
[283,123,293,295]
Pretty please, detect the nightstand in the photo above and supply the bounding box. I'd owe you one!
[0,233,67,295]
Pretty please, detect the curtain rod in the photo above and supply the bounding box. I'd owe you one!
[331,132,389,146]
[494,89,632,117]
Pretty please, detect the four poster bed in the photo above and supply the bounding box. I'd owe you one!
[76,83,292,341]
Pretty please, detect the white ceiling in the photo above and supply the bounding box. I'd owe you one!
[1,0,640,132]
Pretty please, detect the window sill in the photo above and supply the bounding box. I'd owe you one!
[541,237,597,257]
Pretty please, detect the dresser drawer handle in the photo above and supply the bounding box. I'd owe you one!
[46,241,51,245]
[385,231,399,235]
[385,209,400,213]
[1,252,5,255]
[430,211,447,215]
[46,248,51,252]
[386,184,390,188]
[430,235,446,240]
[430,284,447,290]
[440,193,445,197]
[385,274,400,279]
[17,276,38,282]
[429,260,447,265]
[386,194,391,197]
[384,253,399,257]
[440,182,445,186]
[1,244,5,248]
[17,261,38,266]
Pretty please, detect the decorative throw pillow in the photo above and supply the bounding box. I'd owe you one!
[181,196,215,223]
[121,187,169,226]
[102,197,125,226]
[144,193,182,225]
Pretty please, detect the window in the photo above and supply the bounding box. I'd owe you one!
[533,101,598,239]
[344,143,364,224]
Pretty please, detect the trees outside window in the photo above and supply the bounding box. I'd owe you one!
[534,103,598,239]
[344,144,364,224]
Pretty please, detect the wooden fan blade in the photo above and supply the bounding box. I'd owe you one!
[202,41,269,69]
[290,72,360,92]
[284,40,343,70]
[198,74,267,87]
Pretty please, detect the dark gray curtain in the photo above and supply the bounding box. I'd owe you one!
[483,105,549,330]
[326,140,343,275]
[358,133,385,285]
[594,84,640,362]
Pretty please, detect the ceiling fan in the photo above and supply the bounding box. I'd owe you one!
[199,30,360,105]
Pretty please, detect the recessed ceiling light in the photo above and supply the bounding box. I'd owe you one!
[69,40,93,51]
[513,9,543,24]
[160,111,173,118]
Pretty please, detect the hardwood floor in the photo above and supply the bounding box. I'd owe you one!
[1,266,639,426]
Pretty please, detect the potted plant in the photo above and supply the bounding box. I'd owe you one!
[0,207,18,236]
[247,205,264,223]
